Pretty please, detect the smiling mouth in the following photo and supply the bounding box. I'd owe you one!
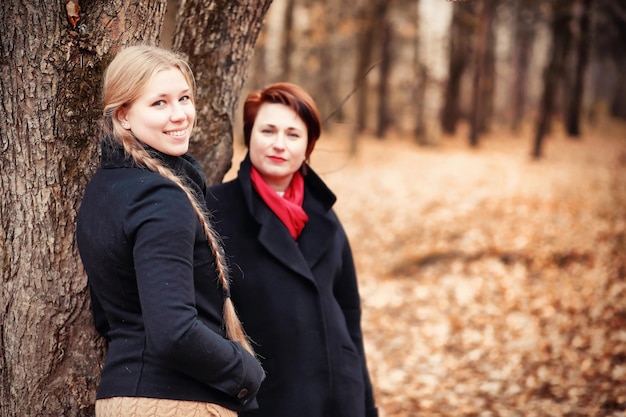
[165,129,188,137]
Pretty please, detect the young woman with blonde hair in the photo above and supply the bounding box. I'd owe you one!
[76,45,264,417]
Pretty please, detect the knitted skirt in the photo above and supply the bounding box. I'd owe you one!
[95,397,238,417]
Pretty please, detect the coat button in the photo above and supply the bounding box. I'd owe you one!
[237,388,248,399]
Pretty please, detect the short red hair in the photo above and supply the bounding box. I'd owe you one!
[243,82,322,158]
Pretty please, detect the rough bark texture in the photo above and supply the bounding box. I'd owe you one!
[0,1,167,416]
[172,0,273,185]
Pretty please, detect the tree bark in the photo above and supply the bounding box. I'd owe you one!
[172,0,273,185]
[353,2,376,135]
[376,20,392,139]
[281,0,296,82]
[532,1,573,158]
[511,0,537,133]
[479,11,495,134]
[318,0,344,125]
[469,0,493,147]
[441,1,473,134]
[565,0,593,137]
[0,1,168,415]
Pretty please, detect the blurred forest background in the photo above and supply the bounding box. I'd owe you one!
[165,0,626,157]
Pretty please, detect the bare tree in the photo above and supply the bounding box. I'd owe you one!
[354,0,387,135]
[510,0,539,132]
[469,0,496,147]
[532,0,574,158]
[376,8,393,139]
[441,1,473,135]
[1,1,271,415]
[565,0,593,137]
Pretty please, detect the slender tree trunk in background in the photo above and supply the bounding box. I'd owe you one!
[318,0,344,125]
[354,3,376,134]
[0,2,168,415]
[511,0,537,133]
[412,0,425,142]
[281,0,295,82]
[532,1,573,158]
[469,0,492,147]
[566,0,593,138]
[376,21,392,139]
[415,64,428,143]
[610,57,626,120]
[480,10,496,134]
[441,2,472,134]
[172,0,273,185]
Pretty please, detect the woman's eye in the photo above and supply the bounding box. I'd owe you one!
[152,100,166,107]
[180,95,191,103]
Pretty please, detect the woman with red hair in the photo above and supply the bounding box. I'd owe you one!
[207,82,378,417]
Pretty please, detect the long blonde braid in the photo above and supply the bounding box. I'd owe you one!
[121,135,255,355]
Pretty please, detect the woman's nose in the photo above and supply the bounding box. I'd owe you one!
[170,103,186,121]
[272,133,286,149]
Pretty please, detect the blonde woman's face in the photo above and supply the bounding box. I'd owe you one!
[249,103,308,192]
[119,68,195,156]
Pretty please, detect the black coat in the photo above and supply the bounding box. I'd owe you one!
[207,155,378,417]
[76,140,264,411]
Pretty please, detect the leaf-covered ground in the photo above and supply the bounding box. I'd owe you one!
[308,121,626,417]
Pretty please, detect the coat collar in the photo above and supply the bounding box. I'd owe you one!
[100,137,207,200]
[236,153,338,281]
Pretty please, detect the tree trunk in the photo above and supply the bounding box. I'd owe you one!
[318,0,345,125]
[376,21,392,139]
[469,0,493,147]
[565,0,593,137]
[1,1,271,415]
[0,1,168,416]
[511,0,537,133]
[172,0,273,185]
[479,11,496,134]
[441,1,473,134]
[532,1,573,158]
[281,0,296,82]
[610,56,626,120]
[353,2,377,135]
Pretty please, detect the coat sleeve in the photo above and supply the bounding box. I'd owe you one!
[89,289,111,341]
[333,221,379,417]
[126,179,264,407]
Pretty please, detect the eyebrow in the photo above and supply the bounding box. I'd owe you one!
[262,123,303,131]
[147,88,192,100]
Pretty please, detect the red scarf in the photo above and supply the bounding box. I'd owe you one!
[250,167,309,239]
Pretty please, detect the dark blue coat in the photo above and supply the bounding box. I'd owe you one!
[207,155,378,417]
[76,140,264,411]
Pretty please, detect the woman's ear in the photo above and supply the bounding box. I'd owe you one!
[116,110,131,130]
